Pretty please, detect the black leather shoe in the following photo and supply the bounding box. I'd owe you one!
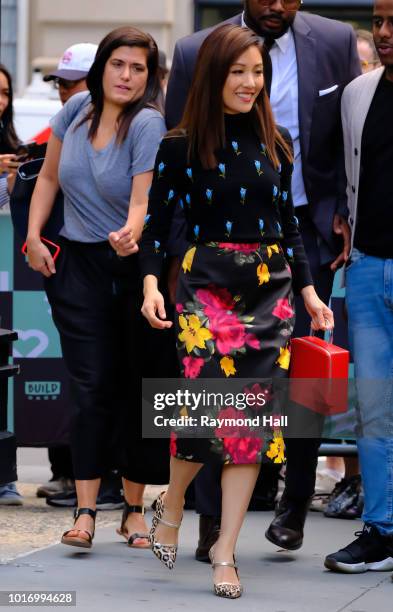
[265,495,311,551]
[195,515,221,562]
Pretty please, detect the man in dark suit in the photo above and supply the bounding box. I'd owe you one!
[165,0,360,559]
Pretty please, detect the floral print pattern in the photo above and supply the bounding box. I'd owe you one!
[172,242,295,465]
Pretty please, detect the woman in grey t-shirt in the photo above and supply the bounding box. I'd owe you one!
[26,26,167,549]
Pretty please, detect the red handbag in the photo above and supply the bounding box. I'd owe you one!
[289,331,349,415]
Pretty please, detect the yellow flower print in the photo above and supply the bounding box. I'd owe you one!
[180,406,188,418]
[276,346,291,370]
[267,244,280,259]
[266,433,286,463]
[182,246,196,273]
[220,355,237,377]
[178,314,213,354]
[257,263,270,285]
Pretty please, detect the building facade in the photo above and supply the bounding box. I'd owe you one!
[0,0,374,95]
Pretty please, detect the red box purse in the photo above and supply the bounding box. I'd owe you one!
[289,331,349,415]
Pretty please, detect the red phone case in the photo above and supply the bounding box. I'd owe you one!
[289,336,349,415]
[22,237,61,262]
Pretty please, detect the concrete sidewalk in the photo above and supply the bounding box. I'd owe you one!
[1,510,391,612]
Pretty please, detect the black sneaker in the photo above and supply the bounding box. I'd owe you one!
[95,492,124,511]
[324,525,393,573]
[324,475,363,520]
[46,489,77,507]
[46,489,123,510]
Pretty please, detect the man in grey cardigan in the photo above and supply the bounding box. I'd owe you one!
[325,0,393,574]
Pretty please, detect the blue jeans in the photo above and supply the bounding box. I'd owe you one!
[346,248,393,535]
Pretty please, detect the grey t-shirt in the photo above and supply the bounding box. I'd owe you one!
[50,91,166,242]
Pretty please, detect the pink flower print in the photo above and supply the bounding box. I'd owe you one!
[272,298,295,320]
[182,356,205,379]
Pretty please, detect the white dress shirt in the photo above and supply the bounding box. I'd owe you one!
[241,14,308,207]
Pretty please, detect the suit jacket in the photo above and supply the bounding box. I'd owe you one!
[165,12,360,264]
[341,67,385,255]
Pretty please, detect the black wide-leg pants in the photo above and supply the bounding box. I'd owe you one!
[45,238,171,483]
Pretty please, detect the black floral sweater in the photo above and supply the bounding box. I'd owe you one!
[139,112,313,293]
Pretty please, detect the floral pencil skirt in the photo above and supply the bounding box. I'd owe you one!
[171,241,295,465]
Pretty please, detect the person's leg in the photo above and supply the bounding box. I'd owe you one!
[284,210,334,501]
[325,253,393,572]
[119,480,149,547]
[194,464,222,561]
[348,254,393,533]
[64,479,101,538]
[267,212,334,549]
[45,242,122,543]
[153,456,203,545]
[212,464,260,588]
[343,456,359,479]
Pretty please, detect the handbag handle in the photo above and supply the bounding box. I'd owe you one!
[310,327,334,344]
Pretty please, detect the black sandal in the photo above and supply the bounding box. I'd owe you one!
[116,503,150,548]
[61,507,97,549]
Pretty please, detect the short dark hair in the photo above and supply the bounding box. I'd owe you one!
[79,26,163,144]
[0,63,20,153]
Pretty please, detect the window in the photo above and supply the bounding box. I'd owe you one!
[0,0,18,81]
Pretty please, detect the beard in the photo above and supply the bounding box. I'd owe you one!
[243,1,295,39]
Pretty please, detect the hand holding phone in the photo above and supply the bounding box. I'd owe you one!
[0,153,21,174]
[22,237,60,277]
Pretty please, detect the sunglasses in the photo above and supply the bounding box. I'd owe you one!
[54,77,85,90]
[259,0,302,8]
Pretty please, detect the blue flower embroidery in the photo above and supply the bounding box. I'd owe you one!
[254,160,263,176]
[276,222,282,234]
[240,187,247,205]
[218,163,226,178]
[164,189,175,205]
[185,193,191,207]
[154,240,160,253]
[194,225,200,240]
[282,191,288,202]
[287,248,294,259]
[261,143,267,156]
[186,168,193,181]
[143,213,151,228]
[273,185,279,199]
[232,141,241,155]
[225,221,232,238]
[158,161,165,178]
[277,163,282,174]
[259,218,265,235]
[206,189,213,204]
[179,199,184,209]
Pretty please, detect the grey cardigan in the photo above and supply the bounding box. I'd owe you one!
[341,66,385,255]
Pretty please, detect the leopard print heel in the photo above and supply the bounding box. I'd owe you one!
[149,492,182,570]
[209,548,243,599]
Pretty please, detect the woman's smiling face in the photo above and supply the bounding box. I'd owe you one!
[222,45,264,114]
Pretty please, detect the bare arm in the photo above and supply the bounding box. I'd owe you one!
[108,170,152,256]
[26,134,62,276]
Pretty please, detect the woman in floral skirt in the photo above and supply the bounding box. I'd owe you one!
[140,24,333,598]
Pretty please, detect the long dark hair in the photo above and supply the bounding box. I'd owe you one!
[172,24,292,169]
[79,26,163,144]
[0,63,20,153]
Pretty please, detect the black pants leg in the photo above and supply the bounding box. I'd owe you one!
[45,240,141,480]
[284,208,335,500]
[48,447,74,480]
